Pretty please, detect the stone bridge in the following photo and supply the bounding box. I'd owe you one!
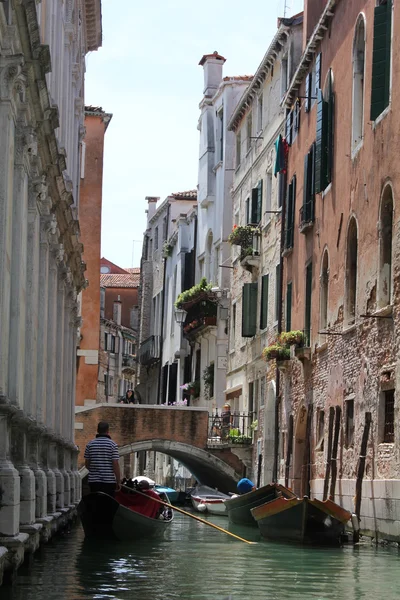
[74,404,248,493]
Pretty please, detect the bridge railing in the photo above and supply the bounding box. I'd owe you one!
[208,410,255,446]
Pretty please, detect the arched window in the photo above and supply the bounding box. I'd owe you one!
[345,217,358,325]
[320,249,329,340]
[352,16,366,151]
[378,185,393,307]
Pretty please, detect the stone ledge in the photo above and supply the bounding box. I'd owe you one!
[0,533,29,575]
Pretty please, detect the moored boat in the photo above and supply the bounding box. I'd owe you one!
[78,490,173,541]
[190,485,230,515]
[155,485,179,503]
[251,495,352,545]
[223,483,295,525]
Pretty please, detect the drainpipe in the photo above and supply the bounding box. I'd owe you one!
[157,203,171,404]
[273,169,287,483]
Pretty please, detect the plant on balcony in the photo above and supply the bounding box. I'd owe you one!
[262,343,290,362]
[278,330,305,347]
[228,429,252,445]
[175,277,214,309]
[203,364,214,400]
[161,398,188,406]
[183,319,201,334]
[180,380,200,398]
[228,225,255,247]
[162,241,173,257]
[240,246,256,261]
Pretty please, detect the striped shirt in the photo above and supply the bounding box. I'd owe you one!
[84,435,119,483]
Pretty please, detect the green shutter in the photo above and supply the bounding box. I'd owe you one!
[303,152,310,216]
[260,274,269,330]
[257,180,263,223]
[242,283,258,337]
[370,1,392,121]
[286,282,292,332]
[275,264,281,321]
[305,263,312,346]
[326,70,334,185]
[251,188,258,224]
[285,176,296,249]
[315,53,322,91]
[246,197,250,224]
[305,73,311,112]
[315,89,328,193]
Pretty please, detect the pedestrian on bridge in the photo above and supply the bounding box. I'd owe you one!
[84,421,121,497]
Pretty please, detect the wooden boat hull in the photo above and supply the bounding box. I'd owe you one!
[224,483,295,526]
[78,492,173,541]
[191,495,227,515]
[251,496,352,545]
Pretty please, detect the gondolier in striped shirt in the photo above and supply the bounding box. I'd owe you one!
[84,421,121,497]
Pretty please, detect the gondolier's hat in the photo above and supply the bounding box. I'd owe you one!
[237,478,255,494]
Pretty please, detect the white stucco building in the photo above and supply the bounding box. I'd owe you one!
[0,0,102,580]
[226,14,304,485]
[187,53,252,410]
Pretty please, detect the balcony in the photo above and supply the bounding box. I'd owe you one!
[122,354,136,369]
[138,335,161,366]
[299,202,314,234]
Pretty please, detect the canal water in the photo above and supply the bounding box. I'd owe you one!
[2,512,400,600]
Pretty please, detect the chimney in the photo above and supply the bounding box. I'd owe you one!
[113,295,122,325]
[303,0,327,49]
[199,51,226,98]
[146,196,159,222]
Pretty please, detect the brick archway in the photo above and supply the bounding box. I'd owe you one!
[75,404,246,493]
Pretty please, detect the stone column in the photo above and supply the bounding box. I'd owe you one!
[25,180,49,422]
[27,429,47,519]
[46,251,59,431]
[55,271,65,436]
[0,58,20,400]
[35,213,51,426]
[49,441,64,509]
[72,448,80,503]
[8,126,32,409]
[40,436,56,515]
[63,291,73,441]
[65,448,74,506]
[11,421,35,526]
[0,411,20,536]
[58,445,70,507]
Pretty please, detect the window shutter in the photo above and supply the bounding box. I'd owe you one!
[285,110,292,145]
[287,175,296,249]
[303,151,310,218]
[305,263,313,346]
[251,188,259,224]
[315,53,322,92]
[294,101,300,133]
[286,282,292,332]
[242,283,258,337]
[370,1,392,121]
[285,180,292,249]
[326,70,334,185]
[257,180,263,223]
[246,197,250,224]
[315,89,328,193]
[305,73,312,112]
[260,274,269,330]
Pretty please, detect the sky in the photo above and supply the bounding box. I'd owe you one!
[85,0,305,268]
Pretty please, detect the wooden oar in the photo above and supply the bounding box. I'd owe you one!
[121,484,256,545]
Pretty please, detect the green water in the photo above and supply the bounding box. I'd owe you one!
[2,513,400,600]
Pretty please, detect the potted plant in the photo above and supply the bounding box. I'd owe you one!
[228,225,255,247]
[279,330,305,347]
[262,343,290,362]
[162,241,173,258]
[175,277,214,309]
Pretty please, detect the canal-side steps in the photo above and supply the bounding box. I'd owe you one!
[0,506,79,585]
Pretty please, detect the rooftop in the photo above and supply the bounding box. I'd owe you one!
[100,272,140,288]
[170,190,197,200]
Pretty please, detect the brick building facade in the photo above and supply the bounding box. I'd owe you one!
[277,0,400,540]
